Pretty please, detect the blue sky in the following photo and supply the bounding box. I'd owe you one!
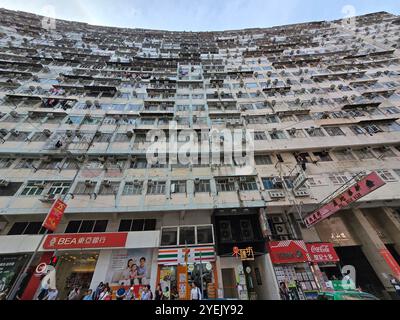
[0,0,399,31]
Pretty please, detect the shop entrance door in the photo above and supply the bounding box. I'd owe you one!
[335,246,385,298]
[221,268,238,299]
[55,252,99,300]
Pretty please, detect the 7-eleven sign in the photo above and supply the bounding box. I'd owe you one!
[177,248,195,265]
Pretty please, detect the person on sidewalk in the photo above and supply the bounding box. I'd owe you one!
[190,282,202,300]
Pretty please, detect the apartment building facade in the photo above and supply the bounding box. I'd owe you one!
[0,8,400,300]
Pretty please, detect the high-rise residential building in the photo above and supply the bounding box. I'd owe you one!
[0,8,399,300]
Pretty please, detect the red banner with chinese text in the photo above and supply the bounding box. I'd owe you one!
[43,232,128,250]
[380,249,400,279]
[305,172,386,228]
[42,199,67,232]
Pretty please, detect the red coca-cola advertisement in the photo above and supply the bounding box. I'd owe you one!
[306,243,340,263]
[267,240,310,264]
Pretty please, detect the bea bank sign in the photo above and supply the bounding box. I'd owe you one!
[43,232,128,250]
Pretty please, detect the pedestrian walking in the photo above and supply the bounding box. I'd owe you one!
[190,282,202,300]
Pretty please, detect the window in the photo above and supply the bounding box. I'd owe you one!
[384,107,400,114]
[114,133,131,142]
[306,128,325,137]
[48,182,71,195]
[161,227,178,246]
[373,147,396,158]
[197,226,213,244]
[118,219,156,232]
[255,155,272,165]
[362,124,382,135]
[262,177,283,190]
[171,180,186,193]
[239,177,258,191]
[325,127,345,136]
[313,152,332,162]
[216,178,235,192]
[254,131,267,140]
[329,174,349,185]
[130,158,147,169]
[8,222,46,235]
[0,158,14,169]
[219,221,233,242]
[40,159,63,170]
[123,181,143,195]
[73,182,96,195]
[194,180,211,193]
[15,159,37,169]
[65,220,108,233]
[94,133,112,143]
[350,126,365,135]
[377,170,397,182]
[179,226,195,245]
[7,131,29,142]
[147,181,166,195]
[334,150,356,161]
[0,182,23,196]
[30,132,49,142]
[99,182,120,195]
[354,149,375,160]
[20,181,45,196]
[287,129,306,138]
[270,130,286,140]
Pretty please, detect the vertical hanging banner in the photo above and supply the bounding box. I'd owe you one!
[42,199,67,232]
[380,249,400,279]
[305,172,386,228]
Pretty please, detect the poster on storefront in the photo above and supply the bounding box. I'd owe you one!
[105,249,153,287]
[0,255,28,296]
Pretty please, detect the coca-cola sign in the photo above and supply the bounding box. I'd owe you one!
[306,243,339,263]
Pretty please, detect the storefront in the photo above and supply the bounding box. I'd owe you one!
[157,246,218,300]
[267,240,319,300]
[0,254,30,299]
[306,242,341,292]
[19,230,159,300]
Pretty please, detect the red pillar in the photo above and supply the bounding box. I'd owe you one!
[20,252,54,300]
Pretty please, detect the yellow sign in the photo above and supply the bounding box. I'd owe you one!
[233,246,255,261]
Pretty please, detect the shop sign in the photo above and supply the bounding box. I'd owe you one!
[232,246,255,261]
[379,249,400,279]
[158,247,216,265]
[304,172,386,228]
[306,243,340,263]
[43,232,128,250]
[42,199,67,232]
[267,241,310,264]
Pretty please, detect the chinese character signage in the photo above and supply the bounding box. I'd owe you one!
[267,241,310,264]
[43,232,128,250]
[42,199,67,232]
[305,172,386,228]
[306,243,339,263]
[233,246,255,261]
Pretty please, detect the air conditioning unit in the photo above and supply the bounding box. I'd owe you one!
[147,180,154,186]
[85,180,95,187]
[269,191,285,199]
[39,193,56,203]
[66,130,73,137]
[228,178,235,183]
[272,177,283,187]
[12,130,20,136]
[272,216,283,224]
[126,130,134,138]
[194,178,200,185]
[103,180,112,187]
[43,129,52,137]
[46,113,54,119]
[77,155,87,162]
[239,176,247,182]
[98,156,106,163]
[294,189,310,197]
[275,224,288,235]
[0,179,10,187]
[133,180,141,186]
[10,111,18,118]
